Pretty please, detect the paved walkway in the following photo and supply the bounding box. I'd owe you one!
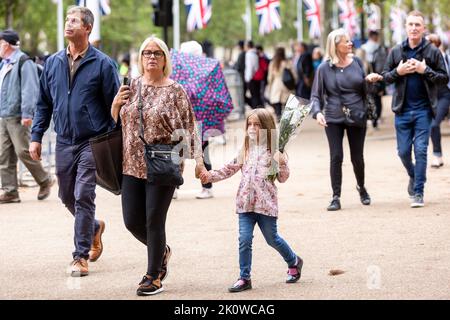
[1,101,450,299]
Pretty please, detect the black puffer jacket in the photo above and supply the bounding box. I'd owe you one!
[382,39,449,116]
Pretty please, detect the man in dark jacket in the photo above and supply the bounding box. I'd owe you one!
[30,6,120,276]
[293,42,313,100]
[382,10,448,208]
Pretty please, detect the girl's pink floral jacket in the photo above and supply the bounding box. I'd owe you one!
[209,147,289,218]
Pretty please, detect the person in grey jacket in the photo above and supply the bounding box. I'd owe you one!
[310,28,380,211]
[0,29,53,204]
[380,10,448,208]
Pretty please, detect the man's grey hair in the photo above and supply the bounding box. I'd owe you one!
[67,5,95,28]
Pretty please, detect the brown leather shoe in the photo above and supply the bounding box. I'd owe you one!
[89,220,105,262]
[37,177,55,200]
[70,258,89,277]
[0,192,21,204]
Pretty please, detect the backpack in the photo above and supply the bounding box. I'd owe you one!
[282,68,296,90]
[18,54,43,80]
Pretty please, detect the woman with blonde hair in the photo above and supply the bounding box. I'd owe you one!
[310,28,380,211]
[111,35,205,296]
[267,47,296,121]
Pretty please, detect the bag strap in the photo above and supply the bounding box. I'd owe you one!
[332,65,343,105]
[18,54,31,81]
[137,79,148,145]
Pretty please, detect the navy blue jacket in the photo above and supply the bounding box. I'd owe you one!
[31,45,120,145]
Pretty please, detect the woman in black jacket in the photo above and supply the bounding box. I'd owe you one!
[311,28,381,211]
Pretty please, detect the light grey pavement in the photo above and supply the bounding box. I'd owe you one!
[1,98,450,300]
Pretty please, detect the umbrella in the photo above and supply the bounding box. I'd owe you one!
[170,50,233,139]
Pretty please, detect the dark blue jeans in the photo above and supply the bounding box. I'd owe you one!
[55,141,100,260]
[395,109,432,196]
[430,89,450,157]
[238,212,297,280]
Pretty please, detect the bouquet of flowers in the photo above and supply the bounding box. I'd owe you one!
[267,94,312,182]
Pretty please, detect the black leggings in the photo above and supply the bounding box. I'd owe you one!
[121,174,175,278]
[324,123,367,197]
[202,141,212,189]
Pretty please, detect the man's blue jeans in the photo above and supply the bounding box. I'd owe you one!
[238,212,297,280]
[55,141,100,260]
[395,109,432,196]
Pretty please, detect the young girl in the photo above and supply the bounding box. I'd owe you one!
[200,109,303,293]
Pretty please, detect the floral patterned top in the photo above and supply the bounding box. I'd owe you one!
[209,147,289,218]
[120,77,201,180]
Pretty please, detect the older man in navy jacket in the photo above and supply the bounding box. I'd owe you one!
[30,6,119,277]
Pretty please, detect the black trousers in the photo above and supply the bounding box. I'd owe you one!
[121,174,175,278]
[202,141,212,189]
[371,94,383,128]
[324,123,367,197]
[246,80,263,109]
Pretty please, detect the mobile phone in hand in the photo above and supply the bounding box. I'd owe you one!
[123,76,129,86]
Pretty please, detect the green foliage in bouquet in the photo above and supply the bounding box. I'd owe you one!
[267,95,312,182]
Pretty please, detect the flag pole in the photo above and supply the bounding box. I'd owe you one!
[297,0,303,42]
[245,0,252,40]
[57,0,64,51]
[173,0,180,50]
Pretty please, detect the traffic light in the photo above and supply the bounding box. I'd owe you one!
[151,0,173,27]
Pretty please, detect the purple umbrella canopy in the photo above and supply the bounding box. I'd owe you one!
[170,50,233,139]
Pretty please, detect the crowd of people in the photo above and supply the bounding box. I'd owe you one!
[0,5,449,297]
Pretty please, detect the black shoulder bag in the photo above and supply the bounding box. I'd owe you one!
[282,67,296,90]
[89,118,123,195]
[354,57,377,121]
[137,81,184,186]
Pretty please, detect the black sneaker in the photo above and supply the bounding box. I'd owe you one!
[160,245,172,281]
[136,275,164,296]
[327,196,341,211]
[411,194,424,208]
[286,256,303,283]
[408,177,415,198]
[228,278,252,293]
[356,185,371,205]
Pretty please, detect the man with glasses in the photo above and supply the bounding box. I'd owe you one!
[30,6,120,276]
[0,29,54,204]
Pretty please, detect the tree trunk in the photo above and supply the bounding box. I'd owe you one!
[6,0,14,28]
[321,0,334,49]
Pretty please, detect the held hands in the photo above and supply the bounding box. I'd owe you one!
[195,161,207,179]
[316,112,327,127]
[29,142,42,161]
[112,85,130,110]
[199,170,212,185]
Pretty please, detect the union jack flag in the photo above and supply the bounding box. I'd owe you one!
[337,0,359,38]
[76,0,111,16]
[303,0,321,39]
[185,0,212,32]
[255,0,282,35]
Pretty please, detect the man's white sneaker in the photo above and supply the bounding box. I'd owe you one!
[196,188,213,199]
[431,157,443,168]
